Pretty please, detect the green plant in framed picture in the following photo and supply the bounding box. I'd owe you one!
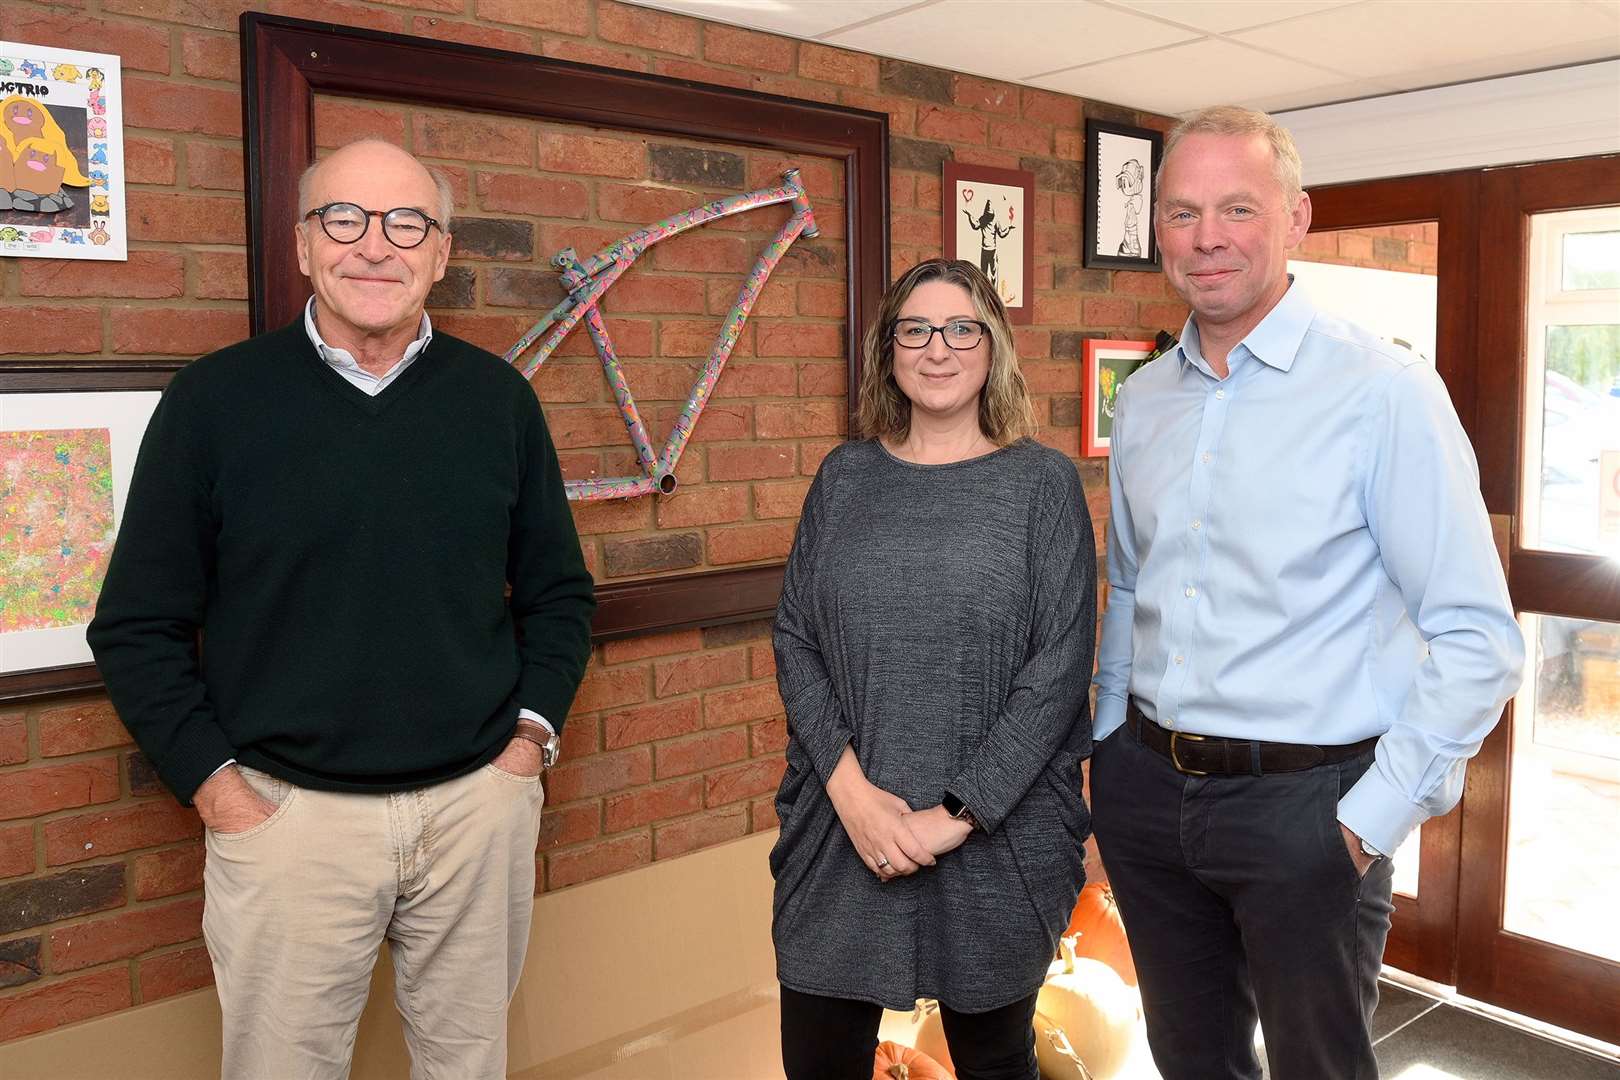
[1084,339,1157,456]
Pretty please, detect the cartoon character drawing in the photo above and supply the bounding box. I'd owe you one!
[50,64,82,84]
[963,198,1016,286]
[0,60,14,77]
[19,61,47,80]
[89,91,106,117]
[59,228,86,244]
[88,116,107,138]
[89,220,110,246]
[89,169,109,190]
[0,227,23,242]
[90,193,110,214]
[0,97,91,213]
[86,67,105,92]
[89,145,108,165]
[29,228,53,242]
[1115,158,1145,258]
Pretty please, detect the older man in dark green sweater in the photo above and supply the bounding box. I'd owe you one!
[87,139,595,1078]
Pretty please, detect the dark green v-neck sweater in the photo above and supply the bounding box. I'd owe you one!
[87,320,595,804]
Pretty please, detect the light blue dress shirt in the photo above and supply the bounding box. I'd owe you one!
[1093,280,1525,856]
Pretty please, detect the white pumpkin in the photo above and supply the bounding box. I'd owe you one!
[1033,936,1141,1080]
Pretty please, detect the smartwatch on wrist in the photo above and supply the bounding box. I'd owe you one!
[941,791,978,831]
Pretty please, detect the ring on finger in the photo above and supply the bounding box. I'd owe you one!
[875,856,890,869]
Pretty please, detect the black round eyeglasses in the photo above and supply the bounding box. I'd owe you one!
[304,202,442,249]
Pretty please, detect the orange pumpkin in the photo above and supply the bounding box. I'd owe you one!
[1063,882,1137,986]
[873,1040,954,1080]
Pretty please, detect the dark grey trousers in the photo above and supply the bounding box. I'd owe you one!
[1090,722,1396,1080]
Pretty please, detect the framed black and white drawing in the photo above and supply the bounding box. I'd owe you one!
[1084,119,1162,271]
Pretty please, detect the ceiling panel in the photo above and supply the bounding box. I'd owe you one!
[825,0,1198,82]
[635,0,925,39]
[626,0,1617,118]
[1232,0,1617,82]
[1033,37,1372,116]
[1110,0,1360,34]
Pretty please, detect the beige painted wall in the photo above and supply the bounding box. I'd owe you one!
[0,832,778,1080]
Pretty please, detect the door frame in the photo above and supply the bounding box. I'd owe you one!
[1304,169,1481,987]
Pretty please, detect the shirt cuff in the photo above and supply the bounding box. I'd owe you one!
[205,758,237,782]
[517,708,554,736]
[1093,692,1128,743]
[1337,764,1426,858]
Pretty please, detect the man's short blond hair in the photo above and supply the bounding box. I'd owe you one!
[1157,105,1304,208]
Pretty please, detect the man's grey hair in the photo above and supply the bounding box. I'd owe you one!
[1156,105,1304,209]
[296,139,455,231]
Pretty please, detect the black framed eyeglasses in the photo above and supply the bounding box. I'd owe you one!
[891,318,989,350]
[304,202,442,249]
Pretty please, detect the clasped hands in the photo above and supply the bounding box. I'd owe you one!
[826,749,972,882]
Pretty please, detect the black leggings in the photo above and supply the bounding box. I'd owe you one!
[779,984,1039,1080]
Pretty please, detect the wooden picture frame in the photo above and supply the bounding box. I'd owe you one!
[1084,119,1161,271]
[941,161,1034,324]
[240,13,889,642]
[0,360,182,702]
[1082,339,1155,457]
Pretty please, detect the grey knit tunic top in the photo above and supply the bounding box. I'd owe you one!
[770,437,1097,1013]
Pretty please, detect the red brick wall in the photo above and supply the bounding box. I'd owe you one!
[0,0,1181,1040]
[1297,222,1439,275]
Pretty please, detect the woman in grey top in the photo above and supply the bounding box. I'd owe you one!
[772,259,1096,1079]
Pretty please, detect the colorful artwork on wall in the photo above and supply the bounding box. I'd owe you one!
[0,40,126,260]
[0,389,160,682]
[0,427,116,632]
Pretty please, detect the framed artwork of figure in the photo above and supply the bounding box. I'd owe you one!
[942,161,1035,324]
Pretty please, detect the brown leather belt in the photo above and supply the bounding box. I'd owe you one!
[1127,702,1377,777]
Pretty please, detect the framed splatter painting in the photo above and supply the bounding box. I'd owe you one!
[0,363,177,700]
[0,40,126,260]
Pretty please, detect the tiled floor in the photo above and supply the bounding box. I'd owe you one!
[534,979,1620,1079]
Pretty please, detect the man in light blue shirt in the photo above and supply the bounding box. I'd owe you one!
[1091,106,1523,1080]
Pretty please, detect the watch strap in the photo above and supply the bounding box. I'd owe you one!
[512,718,560,769]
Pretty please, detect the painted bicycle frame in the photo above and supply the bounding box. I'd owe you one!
[505,170,820,501]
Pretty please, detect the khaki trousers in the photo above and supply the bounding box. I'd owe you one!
[202,762,545,1079]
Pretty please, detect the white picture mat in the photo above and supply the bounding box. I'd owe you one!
[951,177,1025,309]
[1093,129,1154,259]
[0,389,160,674]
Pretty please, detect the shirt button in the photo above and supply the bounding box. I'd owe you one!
[1202,452,1212,464]
[1184,586,1197,598]
[1174,655,1185,665]
[1191,519,1201,530]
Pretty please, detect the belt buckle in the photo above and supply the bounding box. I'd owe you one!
[1170,731,1209,776]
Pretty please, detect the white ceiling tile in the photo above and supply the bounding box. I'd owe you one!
[1380,38,1620,90]
[626,1,925,39]
[1231,0,1618,82]
[825,0,1199,83]
[1242,78,1395,113]
[1110,0,1359,34]
[1033,36,1358,115]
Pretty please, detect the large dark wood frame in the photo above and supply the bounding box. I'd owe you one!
[0,360,184,702]
[1309,155,1620,1042]
[239,13,888,643]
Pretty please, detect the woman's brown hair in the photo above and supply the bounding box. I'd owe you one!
[856,258,1036,445]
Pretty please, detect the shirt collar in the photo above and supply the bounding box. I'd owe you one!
[1174,275,1313,376]
[302,297,433,374]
